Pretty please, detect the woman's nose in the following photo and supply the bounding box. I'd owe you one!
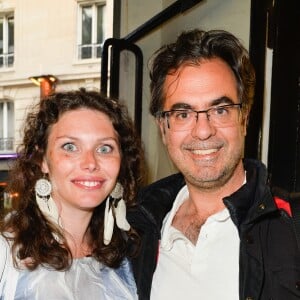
[81,151,100,171]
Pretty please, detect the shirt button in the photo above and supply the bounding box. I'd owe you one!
[258,203,265,211]
[296,281,300,290]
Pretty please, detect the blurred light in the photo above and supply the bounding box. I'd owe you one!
[29,75,58,98]
[0,153,17,159]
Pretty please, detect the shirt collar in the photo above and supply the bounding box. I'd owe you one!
[160,185,189,250]
[160,172,247,250]
[160,186,233,250]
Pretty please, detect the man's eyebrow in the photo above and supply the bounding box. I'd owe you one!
[168,102,193,110]
[210,96,235,106]
[167,97,236,110]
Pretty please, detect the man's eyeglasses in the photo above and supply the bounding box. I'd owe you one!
[157,103,243,132]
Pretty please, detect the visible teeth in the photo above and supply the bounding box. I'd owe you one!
[191,149,217,155]
[77,181,99,187]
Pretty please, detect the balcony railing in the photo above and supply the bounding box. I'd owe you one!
[0,138,14,152]
[0,53,14,68]
[78,43,102,60]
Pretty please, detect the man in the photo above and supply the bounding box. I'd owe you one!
[129,29,300,300]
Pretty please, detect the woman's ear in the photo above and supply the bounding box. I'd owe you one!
[35,145,49,173]
[41,157,49,173]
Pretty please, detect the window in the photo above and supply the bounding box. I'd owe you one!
[0,13,14,68]
[78,2,104,60]
[0,101,14,152]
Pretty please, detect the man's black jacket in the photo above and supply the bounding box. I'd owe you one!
[128,159,300,300]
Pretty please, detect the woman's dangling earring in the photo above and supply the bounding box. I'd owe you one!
[35,177,52,200]
[35,175,60,227]
[103,182,130,245]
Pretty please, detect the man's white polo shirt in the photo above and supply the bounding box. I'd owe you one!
[150,185,240,300]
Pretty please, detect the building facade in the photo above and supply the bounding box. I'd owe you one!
[0,0,113,210]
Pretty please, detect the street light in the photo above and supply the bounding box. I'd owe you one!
[29,75,58,99]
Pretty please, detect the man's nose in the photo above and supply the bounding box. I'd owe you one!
[191,112,216,139]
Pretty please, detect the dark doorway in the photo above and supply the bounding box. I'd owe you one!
[248,0,300,193]
[267,0,300,192]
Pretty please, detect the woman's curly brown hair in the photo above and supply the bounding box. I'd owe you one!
[1,89,145,270]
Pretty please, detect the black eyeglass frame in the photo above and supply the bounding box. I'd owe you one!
[156,103,243,129]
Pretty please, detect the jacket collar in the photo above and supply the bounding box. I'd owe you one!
[223,159,277,231]
[132,159,277,236]
[128,173,185,236]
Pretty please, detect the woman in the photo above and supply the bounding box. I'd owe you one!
[0,89,144,299]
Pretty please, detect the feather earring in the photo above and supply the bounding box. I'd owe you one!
[103,182,130,245]
[35,177,61,230]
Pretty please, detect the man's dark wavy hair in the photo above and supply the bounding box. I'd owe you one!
[149,29,255,118]
[1,89,145,270]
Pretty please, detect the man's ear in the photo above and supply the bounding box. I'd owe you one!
[156,118,167,145]
[242,112,250,136]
